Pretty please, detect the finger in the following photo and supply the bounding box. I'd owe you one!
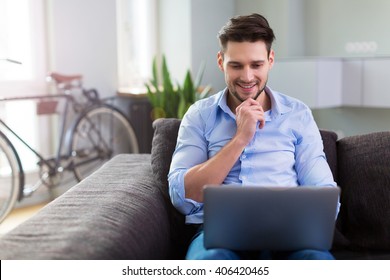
[258,118,265,129]
[242,98,260,107]
[250,110,265,129]
[236,98,259,112]
[236,102,263,115]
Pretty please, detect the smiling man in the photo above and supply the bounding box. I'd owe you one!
[168,13,338,260]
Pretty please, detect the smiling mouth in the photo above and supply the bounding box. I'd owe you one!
[237,82,257,90]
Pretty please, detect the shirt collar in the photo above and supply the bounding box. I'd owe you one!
[217,88,235,118]
[265,87,292,119]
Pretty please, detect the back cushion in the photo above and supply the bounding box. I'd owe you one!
[151,118,181,189]
[150,118,193,258]
[337,132,390,250]
[319,130,338,182]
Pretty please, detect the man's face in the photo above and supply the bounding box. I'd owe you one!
[217,41,274,105]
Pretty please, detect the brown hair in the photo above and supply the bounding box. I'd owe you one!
[218,13,275,56]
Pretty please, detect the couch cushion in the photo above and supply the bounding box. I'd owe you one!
[337,131,390,250]
[0,154,171,259]
[151,118,192,258]
[319,129,338,182]
[151,118,181,187]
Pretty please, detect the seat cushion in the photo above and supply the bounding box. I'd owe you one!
[337,131,390,250]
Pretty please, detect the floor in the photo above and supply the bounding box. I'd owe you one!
[0,172,76,235]
[0,202,47,235]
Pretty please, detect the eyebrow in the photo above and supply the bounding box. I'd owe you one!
[227,60,265,65]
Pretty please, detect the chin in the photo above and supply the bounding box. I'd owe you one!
[238,89,259,99]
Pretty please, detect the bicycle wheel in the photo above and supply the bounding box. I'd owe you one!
[0,131,23,223]
[69,104,139,181]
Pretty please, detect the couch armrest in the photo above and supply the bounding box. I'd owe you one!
[0,154,171,260]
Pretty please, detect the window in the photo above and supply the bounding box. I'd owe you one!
[117,0,158,92]
[0,0,47,96]
[0,0,47,172]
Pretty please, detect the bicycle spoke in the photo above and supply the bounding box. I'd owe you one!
[70,105,138,181]
[78,118,111,157]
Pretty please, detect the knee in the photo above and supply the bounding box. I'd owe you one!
[288,249,335,260]
[187,248,240,260]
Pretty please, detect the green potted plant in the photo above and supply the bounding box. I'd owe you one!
[145,55,212,120]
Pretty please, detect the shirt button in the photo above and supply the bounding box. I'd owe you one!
[242,154,247,159]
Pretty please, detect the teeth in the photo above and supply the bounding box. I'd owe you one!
[240,84,255,89]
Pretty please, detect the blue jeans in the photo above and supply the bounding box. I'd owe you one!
[186,231,335,260]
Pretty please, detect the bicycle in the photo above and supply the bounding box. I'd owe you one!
[0,72,139,223]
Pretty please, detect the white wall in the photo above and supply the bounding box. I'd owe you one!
[158,0,192,84]
[191,0,235,92]
[47,0,118,97]
[306,0,390,57]
[158,0,234,92]
[235,0,390,58]
[235,0,306,58]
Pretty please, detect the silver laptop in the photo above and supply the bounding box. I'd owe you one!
[203,185,340,251]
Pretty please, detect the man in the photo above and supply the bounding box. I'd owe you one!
[168,13,338,260]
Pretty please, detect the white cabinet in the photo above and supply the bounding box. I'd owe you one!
[269,58,342,108]
[362,58,390,107]
[342,59,363,106]
[270,57,390,108]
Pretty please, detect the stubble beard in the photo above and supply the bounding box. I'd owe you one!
[230,81,267,103]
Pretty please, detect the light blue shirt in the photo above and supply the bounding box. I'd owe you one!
[168,87,337,224]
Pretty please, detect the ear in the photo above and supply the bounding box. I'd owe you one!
[268,49,275,69]
[217,51,224,72]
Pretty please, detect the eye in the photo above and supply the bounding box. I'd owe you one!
[251,63,262,69]
[230,64,242,70]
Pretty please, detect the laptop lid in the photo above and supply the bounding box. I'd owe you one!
[203,185,340,251]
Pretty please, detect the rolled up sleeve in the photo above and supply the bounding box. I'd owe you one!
[168,168,203,216]
[168,104,208,221]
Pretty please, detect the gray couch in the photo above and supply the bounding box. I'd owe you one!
[0,118,390,260]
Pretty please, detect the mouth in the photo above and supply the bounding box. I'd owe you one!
[236,82,257,92]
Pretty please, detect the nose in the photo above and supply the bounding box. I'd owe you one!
[241,66,254,82]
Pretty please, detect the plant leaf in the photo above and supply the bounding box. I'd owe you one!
[145,54,212,120]
[194,61,206,89]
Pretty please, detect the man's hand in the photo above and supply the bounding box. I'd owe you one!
[235,98,265,146]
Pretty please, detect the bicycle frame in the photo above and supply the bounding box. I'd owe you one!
[0,93,77,194]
